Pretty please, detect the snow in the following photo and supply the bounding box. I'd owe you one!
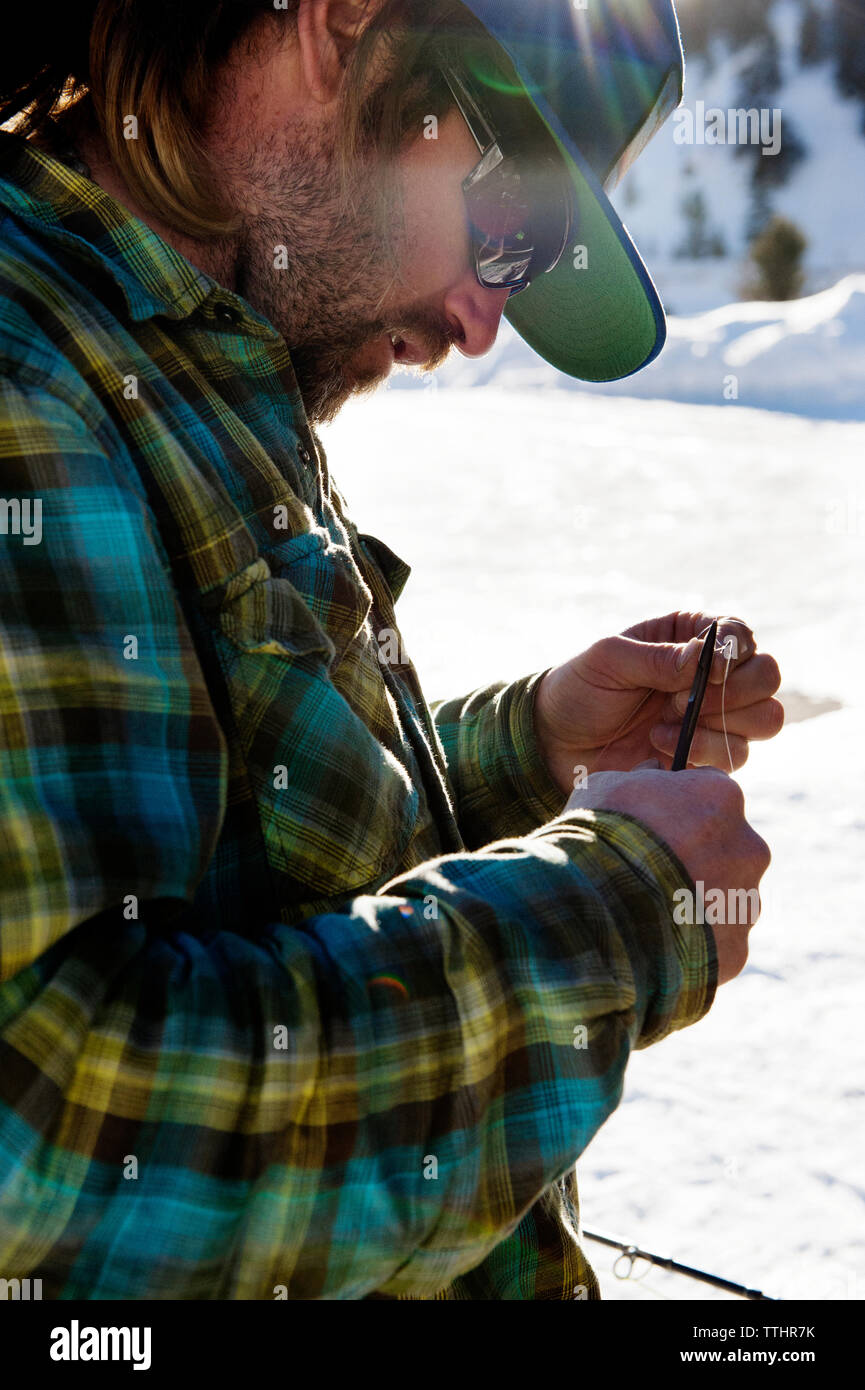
[390,274,865,420]
[320,377,865,1302]
[582,703,865,1302]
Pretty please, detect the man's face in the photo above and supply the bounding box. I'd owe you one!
[225,89,512,424]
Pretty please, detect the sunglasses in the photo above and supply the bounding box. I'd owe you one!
[440,62,573,297]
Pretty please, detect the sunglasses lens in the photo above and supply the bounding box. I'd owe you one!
[463,155,534,289]
[441,64,573,295]
[464,153,571,292]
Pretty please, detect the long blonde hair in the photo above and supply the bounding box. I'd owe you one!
[1,0,473,240]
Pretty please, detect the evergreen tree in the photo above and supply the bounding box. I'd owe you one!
[736,30,782,109]
[675,189,727,259]
[737,115,808,192]
[741,216,808,301]
[799,0,827,65]
[673,0,776,59]
[719,0,776,49]
[733,29,806,194]
[832,0,865,101]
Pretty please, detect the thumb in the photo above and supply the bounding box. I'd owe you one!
[602,633,704,693]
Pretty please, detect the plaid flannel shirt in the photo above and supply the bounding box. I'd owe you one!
[0,132,717,1300]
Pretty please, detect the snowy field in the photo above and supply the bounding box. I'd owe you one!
[321,382,865,1302]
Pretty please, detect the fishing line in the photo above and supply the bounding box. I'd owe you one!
[720,636,735,773]
[715,617,753,775]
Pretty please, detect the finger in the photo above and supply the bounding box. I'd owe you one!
[602,619,767,701]
[706,652,781,710]
[594,631,724,695]
[708,617,757,684]
[589,633,695,694]
[669,615,757,690]
[699,697,785,742]
[659,653,782,722]
[636,614,758,686]
[620,611,752,649]
[649,723,750,771]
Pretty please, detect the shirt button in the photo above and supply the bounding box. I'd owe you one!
[297,444,311,464]
[214,303,241,326]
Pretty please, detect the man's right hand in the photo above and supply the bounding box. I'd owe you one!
[565,763,771,986]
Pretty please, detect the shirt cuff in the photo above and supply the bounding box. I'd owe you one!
[430,667,568,850]
[527,805,719,1044]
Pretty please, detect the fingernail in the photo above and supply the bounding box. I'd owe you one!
[674,690,688,714]
[676,637,700,671]
[650,724,674,748]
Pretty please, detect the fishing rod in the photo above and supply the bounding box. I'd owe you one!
[582,1230,778,1301]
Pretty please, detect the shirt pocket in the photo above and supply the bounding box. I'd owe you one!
[356,531,412,607]
[269,528,375,673]
[208,545,421,905]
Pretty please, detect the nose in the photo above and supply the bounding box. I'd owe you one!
[444,274,511,358]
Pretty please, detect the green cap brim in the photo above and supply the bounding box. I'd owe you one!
[504,130,666,382]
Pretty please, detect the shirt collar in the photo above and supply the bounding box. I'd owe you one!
[0,130,280,337]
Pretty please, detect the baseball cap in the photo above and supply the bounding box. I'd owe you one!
[456,0,684,382]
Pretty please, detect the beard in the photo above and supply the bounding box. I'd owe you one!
[286,303,455,425]
[223,121,457,424]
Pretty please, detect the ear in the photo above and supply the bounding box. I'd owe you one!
[296,0,381,106]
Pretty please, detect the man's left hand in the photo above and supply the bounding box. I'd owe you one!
[533,612,784,799]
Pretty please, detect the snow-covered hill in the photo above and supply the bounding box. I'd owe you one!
[391,274,865,419]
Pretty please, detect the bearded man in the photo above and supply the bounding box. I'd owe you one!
[0,0,782,1299]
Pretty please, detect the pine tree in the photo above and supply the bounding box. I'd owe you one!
[736,30,782,109]
[832,0,865,101]
[741,216,808,301]
[675,189,727,260]
[721,0,776,49]
[733,30,806,193]
[740,116,808,192]
[799,1,826,65]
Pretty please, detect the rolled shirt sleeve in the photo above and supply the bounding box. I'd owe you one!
[430,667,569,848]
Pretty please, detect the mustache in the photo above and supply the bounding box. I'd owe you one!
[288,306,460,424]
[308,305,458,371]
[386,307,459,370]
